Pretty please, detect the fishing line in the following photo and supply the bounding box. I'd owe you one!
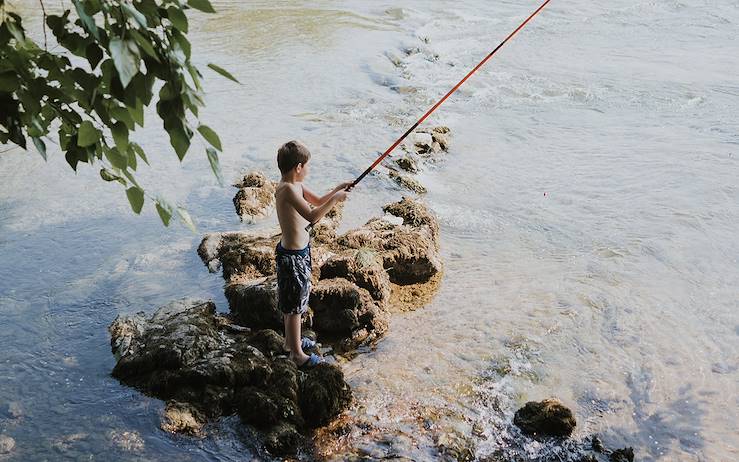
[349,0,552,188]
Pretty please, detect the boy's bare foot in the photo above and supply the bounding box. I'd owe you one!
[284,337,317,353]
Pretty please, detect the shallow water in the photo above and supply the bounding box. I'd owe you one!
[1,1,738,461]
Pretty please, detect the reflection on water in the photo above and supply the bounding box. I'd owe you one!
[1,0,738,461]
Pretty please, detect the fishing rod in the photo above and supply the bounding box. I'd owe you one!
[349,0,552,189]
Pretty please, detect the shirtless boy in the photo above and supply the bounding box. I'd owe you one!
[274,140,351,369]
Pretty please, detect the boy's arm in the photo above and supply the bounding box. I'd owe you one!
[302,182,353,206]
[287,186,348,224]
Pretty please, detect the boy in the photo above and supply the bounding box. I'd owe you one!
[274,140,351,369]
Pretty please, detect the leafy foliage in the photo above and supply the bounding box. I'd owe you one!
[0,0,240,228]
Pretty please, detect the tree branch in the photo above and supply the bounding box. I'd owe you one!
[38,0,48,50]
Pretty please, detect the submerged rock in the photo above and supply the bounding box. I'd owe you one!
[609,447,635,462]
[395,155,419,173]
[161,401,205,436]
[389,170,427,194]
[0,435,15,455]
[409,126,451,156]
[108,298,352,455]
[233,171,277,222]
[513,399,576,438]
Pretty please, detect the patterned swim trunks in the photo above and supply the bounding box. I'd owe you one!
[275,242,312,315]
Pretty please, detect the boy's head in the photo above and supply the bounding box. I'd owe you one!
[277,140,311,179]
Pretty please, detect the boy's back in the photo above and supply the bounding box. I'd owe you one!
[275,181,310,250]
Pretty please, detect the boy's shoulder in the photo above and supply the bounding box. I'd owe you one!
[275,181,304,201]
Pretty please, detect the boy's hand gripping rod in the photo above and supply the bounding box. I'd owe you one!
[348,0,551,190]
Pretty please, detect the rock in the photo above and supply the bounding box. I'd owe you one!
[609,447,635,462]
[591,434,605,453]
[199,232,278,281]
[389,170,427,194]
[395,155,419,173]
[197,232,223,273]
[412,132,434,154]
[225,276,282,330]
[299,363,352,427]
[1,402,22,420]
[160,401,205,436]
[513,399,576,438]
[319,251,391,301]
[311,202,345,245]
[264,422,303,455]
[233,171,277,221]
[0,435,15,454]
[310,279,388,342]
[110,299,273,416]
[108,298,352,456]
[107,430,144,452]
[383,196,439,245]
[337,218,442,285]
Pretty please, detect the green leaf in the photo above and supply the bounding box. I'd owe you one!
[104,146,128,170]
[72,0,100,40]
[129,30,159,62]
[111,121,129,152]
[130,142,150,165]
[126,186,145,214]
[206,147,224,186]
[197,124,222,151]
[77,121,100,147]
[177,206,197,232]
[155,200,173,226]
[167,6,188,32]
[32,137,47,160]
[129,99,145,127]
[110,105,135,129]
[207,63,240,84]
[188,0,216,13]
[0,72,20,92]
[109,38,140,88]
[121,3,147,28]
[167,125,191,160]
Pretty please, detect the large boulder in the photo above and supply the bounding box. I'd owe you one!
[198,232,278,281]
[233,171,277,222]
[108,298,352,456]
[310,279,388,350]
[225,276,282,331]
[319,251,390,301]
[513,399,576,438]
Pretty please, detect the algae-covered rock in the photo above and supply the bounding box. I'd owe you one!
[395,155,419,173]
[300,363,352,428]
[389,170,427,194]
[610,447,635,462]
[199,232,278,281]
[160,401,205,436]
[0,435,15,455]
[383,196,439,245]
[233,171,277,221]
[225,276,282,331]
[310,279,387,340]
[108,299,352,456]
[513,399,576,438]
[320,251,390,301]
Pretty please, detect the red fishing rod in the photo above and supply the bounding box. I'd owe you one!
[349,0,552,189]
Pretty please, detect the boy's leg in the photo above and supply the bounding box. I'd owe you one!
[284,313,309,364]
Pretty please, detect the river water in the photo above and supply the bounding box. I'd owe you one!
[1,1,737,461]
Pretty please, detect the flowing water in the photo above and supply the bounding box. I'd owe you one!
[1,1,737,460]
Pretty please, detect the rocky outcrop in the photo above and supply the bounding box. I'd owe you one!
[108,298,351,456]
[233,171,277,222]
[198,197,442,354]
[513,399,577,438]
[389,170,427,194]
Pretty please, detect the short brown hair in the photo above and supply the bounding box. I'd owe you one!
[277,140,311,174]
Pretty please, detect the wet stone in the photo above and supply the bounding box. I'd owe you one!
[389,170,427,194]
[108,298,352,456]
[513,399,576,438]
[233,171,277,222]
[609,447,635,462]
[0,435,15,454]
